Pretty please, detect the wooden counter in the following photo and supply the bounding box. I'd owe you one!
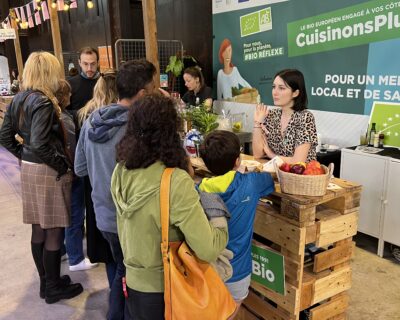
[0,96,13,127]
[191,157,361,320]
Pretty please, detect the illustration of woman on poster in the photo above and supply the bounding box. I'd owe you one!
[217,38,258,103]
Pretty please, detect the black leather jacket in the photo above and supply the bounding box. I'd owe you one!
[0,90,70,175]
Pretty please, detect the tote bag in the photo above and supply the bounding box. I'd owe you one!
[160,168,236,320]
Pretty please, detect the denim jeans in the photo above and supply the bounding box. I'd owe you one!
[65,177,85,266]
[101,231,131,320]
[105,261,118,289]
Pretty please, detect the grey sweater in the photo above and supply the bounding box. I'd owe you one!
[74,104,128,233]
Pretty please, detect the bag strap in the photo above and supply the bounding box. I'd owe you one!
[161,168,175,320]
[160,168,175,256]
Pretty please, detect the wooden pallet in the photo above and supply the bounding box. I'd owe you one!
[190,156,360,320]
[241,179,360,320]
[263,178,361,227]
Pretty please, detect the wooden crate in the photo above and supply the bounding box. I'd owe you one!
[262,178,361,227]
[190,157,360,320]
[0,96,13,127]
[243,180,360,320]
[240,290,349,320]
[308,293,349,320]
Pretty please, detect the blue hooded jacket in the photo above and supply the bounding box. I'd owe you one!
[75,104,129,233]
[199,171,274,282]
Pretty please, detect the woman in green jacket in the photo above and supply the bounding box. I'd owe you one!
[111,94,228,319]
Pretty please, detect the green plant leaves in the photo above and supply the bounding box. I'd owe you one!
[186,104,219,135]
[166,55,184,78]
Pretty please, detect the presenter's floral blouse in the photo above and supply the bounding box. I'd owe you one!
[261,108,318,162]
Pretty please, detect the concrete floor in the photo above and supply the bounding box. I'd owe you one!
[0,146,400,320]
[0,147,109,320]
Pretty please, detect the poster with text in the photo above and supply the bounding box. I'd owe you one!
[212,0,400,115]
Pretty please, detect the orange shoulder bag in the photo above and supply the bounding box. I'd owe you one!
[160,168,237,320]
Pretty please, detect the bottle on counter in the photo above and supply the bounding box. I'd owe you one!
[373,132,380,148]
[379,132,385,148]
[368,122,376,146]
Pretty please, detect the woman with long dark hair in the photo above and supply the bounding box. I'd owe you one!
[182,66,212,106]
[252,69,318,163]
[111,94,228,319]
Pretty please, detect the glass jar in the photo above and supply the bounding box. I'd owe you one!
[216,116,231,131]
[229,113,246,133]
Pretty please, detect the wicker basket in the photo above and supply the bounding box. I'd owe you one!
[275,163,334,196]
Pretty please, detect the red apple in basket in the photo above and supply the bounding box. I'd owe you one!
[279,163,291,172]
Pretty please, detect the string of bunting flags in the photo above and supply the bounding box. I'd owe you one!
[0,0,94,30]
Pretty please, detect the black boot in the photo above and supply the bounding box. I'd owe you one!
[31,242,72,298]
[31,242,46,298]
[43,249,83,304]
[39,275,72,299]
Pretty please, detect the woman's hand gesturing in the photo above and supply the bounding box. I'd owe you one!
[254,103,269,124]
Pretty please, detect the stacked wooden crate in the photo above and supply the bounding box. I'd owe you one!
[0,96,13,127]
[239,178,361,320]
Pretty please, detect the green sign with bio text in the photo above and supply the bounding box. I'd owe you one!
[240,7,272,37]
[251,244,285,295]
[213,0,400,115]
[370,102,400,147]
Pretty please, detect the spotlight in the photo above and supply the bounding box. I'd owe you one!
[87,0,94,9]
[51,1,57,9]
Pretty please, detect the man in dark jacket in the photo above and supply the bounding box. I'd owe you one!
[65,47,99,272]
[67,47,100,116]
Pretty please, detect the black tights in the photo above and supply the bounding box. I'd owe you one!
[31,224,63,251]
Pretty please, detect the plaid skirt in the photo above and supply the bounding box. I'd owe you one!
[21,161,72,228]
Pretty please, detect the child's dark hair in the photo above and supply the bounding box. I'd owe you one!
[200,130,240,175]
[55,79,71,110]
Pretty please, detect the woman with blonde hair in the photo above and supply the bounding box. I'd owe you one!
[77,69,118,127]
[0,52,83,304]
[76,69,119,288]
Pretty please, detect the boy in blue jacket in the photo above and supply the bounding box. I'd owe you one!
[198,130,274,314]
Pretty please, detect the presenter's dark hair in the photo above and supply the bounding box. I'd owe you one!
[184,66,205,88]
[274,69,308,111]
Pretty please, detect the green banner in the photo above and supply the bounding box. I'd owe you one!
[288,0,400,57]
[213,0,400,115]
[251,244,285,295]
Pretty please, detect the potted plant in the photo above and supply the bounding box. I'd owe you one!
[185,102,219,135]
[165,52,197,93]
